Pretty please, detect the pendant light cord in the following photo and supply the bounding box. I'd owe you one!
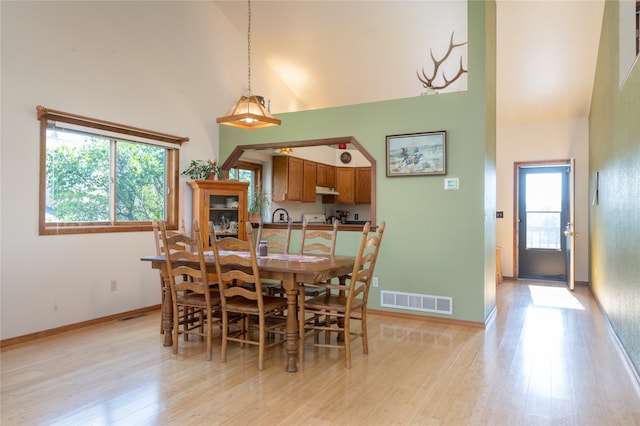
[247,0,252,97]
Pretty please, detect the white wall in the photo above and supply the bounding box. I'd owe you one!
[0,1,300,340]
[497,118,590,281]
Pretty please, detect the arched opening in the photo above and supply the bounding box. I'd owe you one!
[221,136,376,227]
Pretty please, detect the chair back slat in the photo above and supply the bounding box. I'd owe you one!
[210,222,265,308]
[299,219,338,255]
[256,218,292,254]
[346,222,386,308]
[153,219,186,256]
[159,221,211,298]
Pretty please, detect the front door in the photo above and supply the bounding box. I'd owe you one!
[517,163,570,281]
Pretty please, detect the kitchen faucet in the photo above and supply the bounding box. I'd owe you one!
[271,208,290,223]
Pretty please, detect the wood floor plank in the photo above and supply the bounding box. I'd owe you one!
[2,280,640,425]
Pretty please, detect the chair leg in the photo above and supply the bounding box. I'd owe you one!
[336,314,345,342]
[160,279,166,334]
[258,315,265,370]
[172,302,179,355]
[199,309,205,341]
[324,314,332,344]
[344,315,351,369]
[206,307,212,361]
[241,315,249,348]
[361,308,368,354]
[221,310,228,363]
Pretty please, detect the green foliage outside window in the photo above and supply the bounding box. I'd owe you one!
[46,128,166,223]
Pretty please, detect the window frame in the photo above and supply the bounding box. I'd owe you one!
[37,105,187,235]
[229,160,263,193]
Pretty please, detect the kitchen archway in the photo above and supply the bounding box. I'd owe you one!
[221,136,377,227]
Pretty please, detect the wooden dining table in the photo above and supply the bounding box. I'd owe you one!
[141,253,355,372]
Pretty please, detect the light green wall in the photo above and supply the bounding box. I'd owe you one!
[589,1,640,370]
[483,0,497,320]
[220,2,496,323]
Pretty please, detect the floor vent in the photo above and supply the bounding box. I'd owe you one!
[380,290,453,315]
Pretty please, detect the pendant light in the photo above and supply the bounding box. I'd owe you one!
[275,147,293,155]
[216,0,281,129]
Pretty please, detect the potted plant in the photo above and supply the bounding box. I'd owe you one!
[181,159,222,180]
[248,185,270,223]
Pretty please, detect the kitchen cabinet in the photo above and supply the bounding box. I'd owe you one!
[303,160,317,202]
[327,165,336,188]
[316,163,328,187]
[355,167,372,204]
[336,167,355,204]
[316,163,336,188]
[336,166,371,204]
[188,180,249,250]
[272,156,317,203]
[272,156,303,201]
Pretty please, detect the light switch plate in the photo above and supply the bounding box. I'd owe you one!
[444,177,459,190]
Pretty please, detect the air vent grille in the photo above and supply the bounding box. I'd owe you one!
[381,290,452,315]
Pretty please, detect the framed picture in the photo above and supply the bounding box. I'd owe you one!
[386,131,447,177]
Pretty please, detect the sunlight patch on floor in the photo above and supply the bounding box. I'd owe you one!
[528,285,585,310]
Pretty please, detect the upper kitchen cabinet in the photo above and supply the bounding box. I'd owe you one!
[337,166,371,204]
[273,156,302,201]
[354,167,371,204]
[316,163,336,188]
[302,160,317,202]
[272,156,316,202]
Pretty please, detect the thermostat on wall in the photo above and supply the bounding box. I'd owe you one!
[444,177,459,190]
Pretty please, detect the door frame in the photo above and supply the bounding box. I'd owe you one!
[512,159,571,280]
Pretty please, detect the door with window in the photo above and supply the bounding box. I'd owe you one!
[517,163,570,281]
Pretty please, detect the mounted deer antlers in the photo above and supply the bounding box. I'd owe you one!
[417,32,468,92]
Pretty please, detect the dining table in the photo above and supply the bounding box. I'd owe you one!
[141,252,355,372]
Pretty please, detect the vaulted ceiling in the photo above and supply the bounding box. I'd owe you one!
[214,0,605,125]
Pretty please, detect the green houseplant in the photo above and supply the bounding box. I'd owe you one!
[248,185,270,222]
[181,159,222,180]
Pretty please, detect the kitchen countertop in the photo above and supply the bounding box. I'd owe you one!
[257,221,374,230]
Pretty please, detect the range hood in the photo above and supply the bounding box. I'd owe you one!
[315,186,339,195]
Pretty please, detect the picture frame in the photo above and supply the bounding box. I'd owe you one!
[386,130,447,177]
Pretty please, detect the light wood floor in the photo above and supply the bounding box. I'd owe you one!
[2,280,640,425]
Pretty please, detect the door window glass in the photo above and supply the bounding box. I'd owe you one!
[525,173,562,249]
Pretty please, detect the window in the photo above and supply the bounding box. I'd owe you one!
[228,160,263,201]
[524,172,563,250]
[37,106,187,235]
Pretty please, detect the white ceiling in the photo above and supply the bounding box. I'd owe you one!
[214,0,605,125]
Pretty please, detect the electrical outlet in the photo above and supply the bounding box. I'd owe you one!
[110,280,117,292]
[372,277,379,288]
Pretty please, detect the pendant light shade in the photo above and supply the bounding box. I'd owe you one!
[217,0,281,130]
[217,96,281,129]
[275,147,293,155]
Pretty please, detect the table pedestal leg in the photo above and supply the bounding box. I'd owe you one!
[283,276,299,372]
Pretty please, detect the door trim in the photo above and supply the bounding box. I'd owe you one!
[513,159,571,279]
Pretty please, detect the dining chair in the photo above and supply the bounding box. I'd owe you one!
[211,222,288,370]
[298,221,386,368]
[152,219,188,334]
[159,220,221,361]
[298,218,338,255]
[296,218,341,346]
[298,218,340,296]
[254,218,292,296]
